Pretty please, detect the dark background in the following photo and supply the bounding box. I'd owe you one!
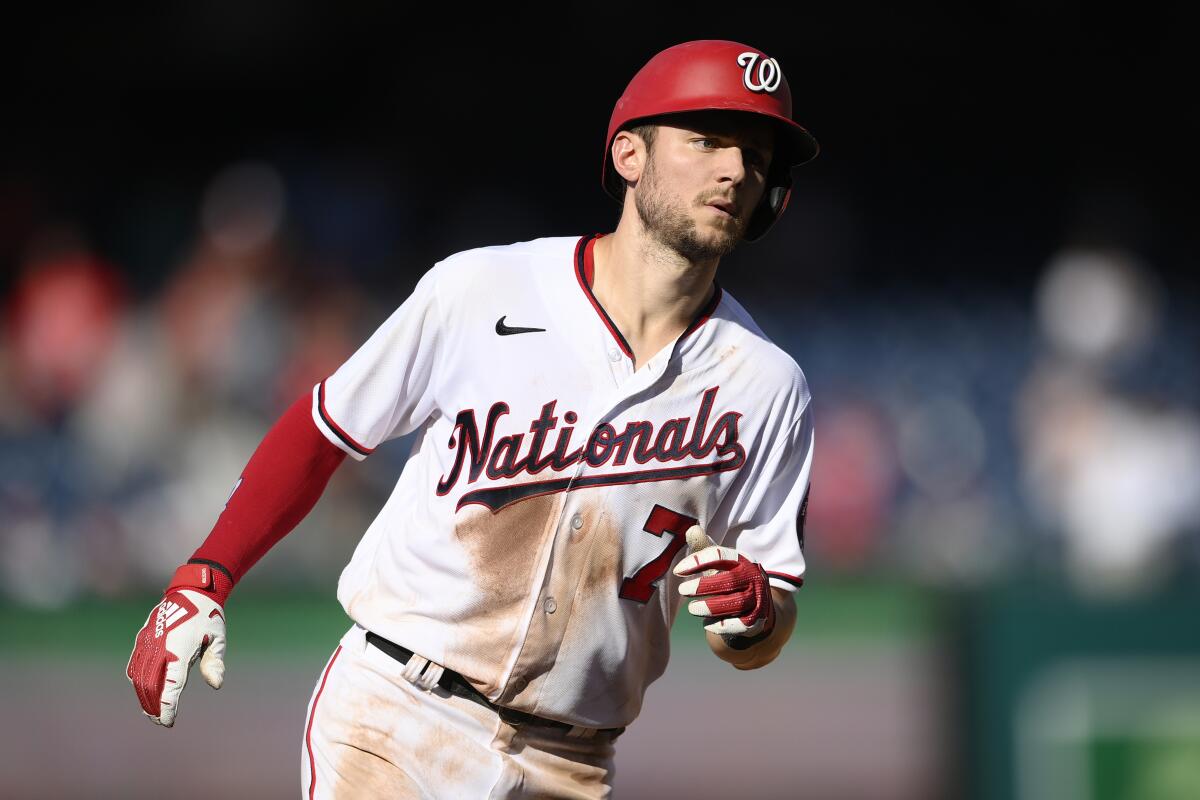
[6,5,1197,292]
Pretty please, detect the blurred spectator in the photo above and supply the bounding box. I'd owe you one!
[0,162,391,606]
[805,398,898,570]
[274,284,369,408]
[1017,249,1200,594]
[0,230,127,606]
[3,229,126,424]
[159,161,290,413]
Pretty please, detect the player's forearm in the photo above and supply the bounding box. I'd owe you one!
[188,391,347,587]
[129,391,346,728]
[705,588,797,670]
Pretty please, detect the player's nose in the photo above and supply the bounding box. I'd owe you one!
[713,145,749,185]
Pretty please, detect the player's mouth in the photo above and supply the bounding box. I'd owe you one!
[704,199,737,219]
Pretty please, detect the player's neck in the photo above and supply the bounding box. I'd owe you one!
[592,229,718,368]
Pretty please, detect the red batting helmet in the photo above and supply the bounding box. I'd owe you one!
[602,40,819,242]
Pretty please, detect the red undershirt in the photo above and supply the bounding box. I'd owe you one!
[187,392,346,603]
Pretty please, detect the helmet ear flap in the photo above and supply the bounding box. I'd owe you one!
[744,171,793,242]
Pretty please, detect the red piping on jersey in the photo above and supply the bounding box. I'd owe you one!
[766,570,804,588]
[574,234,632,358]
[318,379,375,456]
[306,645,342,799]
[573,234,723,359]
[681,280,723,339]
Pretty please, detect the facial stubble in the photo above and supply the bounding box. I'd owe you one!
[634,153,745,262]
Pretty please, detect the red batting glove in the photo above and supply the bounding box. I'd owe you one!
[126,562,232,727]
[674,544,776,638]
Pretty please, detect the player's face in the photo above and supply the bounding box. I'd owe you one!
[634,112,775,262]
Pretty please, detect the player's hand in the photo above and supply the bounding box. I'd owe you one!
[673,526,775,638]
[126,564,229,727]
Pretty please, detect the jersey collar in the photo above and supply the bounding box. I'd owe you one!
[573,233,723,361]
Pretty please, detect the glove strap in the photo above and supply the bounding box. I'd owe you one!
[721,628,773,650]
[165,560,234,605]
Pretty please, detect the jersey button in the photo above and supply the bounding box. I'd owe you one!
[511,676,528,693]
[608,348,621,362]
[570,514,583,531]
[544,597,557,614]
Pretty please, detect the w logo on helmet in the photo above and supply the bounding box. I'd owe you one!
[737,52,783,93]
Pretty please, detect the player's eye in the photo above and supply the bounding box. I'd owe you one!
[693,137,719,150]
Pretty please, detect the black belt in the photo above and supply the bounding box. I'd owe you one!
[365,631,624,739]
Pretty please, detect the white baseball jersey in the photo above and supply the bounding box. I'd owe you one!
[309,233,813,729]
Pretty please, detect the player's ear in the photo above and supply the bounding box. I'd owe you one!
[611,130,647,187]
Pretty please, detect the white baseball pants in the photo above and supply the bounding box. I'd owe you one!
[301,624,617,799]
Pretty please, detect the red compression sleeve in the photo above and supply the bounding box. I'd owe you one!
[188,391,347,599]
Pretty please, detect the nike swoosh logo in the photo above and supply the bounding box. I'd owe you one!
[496,316,546,336]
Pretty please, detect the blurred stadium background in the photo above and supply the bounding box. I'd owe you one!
[2,6,1198,799]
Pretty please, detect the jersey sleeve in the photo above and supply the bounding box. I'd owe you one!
[312,266,445,460]
[718,398,813,593]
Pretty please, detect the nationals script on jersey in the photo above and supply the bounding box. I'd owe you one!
[310,234,813,728]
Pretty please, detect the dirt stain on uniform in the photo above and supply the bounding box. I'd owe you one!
[330,744,422,800]
[517,728,616,798]
[408,714,469,788]
[574,499,675,717]
[327,672,424,799]
[509,498,616,701]
[326,646,480,798]
[576,503,624,601]
[446,493,561,691]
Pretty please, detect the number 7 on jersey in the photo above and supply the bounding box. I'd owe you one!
[619,505,699,603]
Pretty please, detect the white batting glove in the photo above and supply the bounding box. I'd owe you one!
[126,563,230,727]
[673,526,776,638]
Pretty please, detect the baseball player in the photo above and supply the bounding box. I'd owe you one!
[127,39,817,798]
